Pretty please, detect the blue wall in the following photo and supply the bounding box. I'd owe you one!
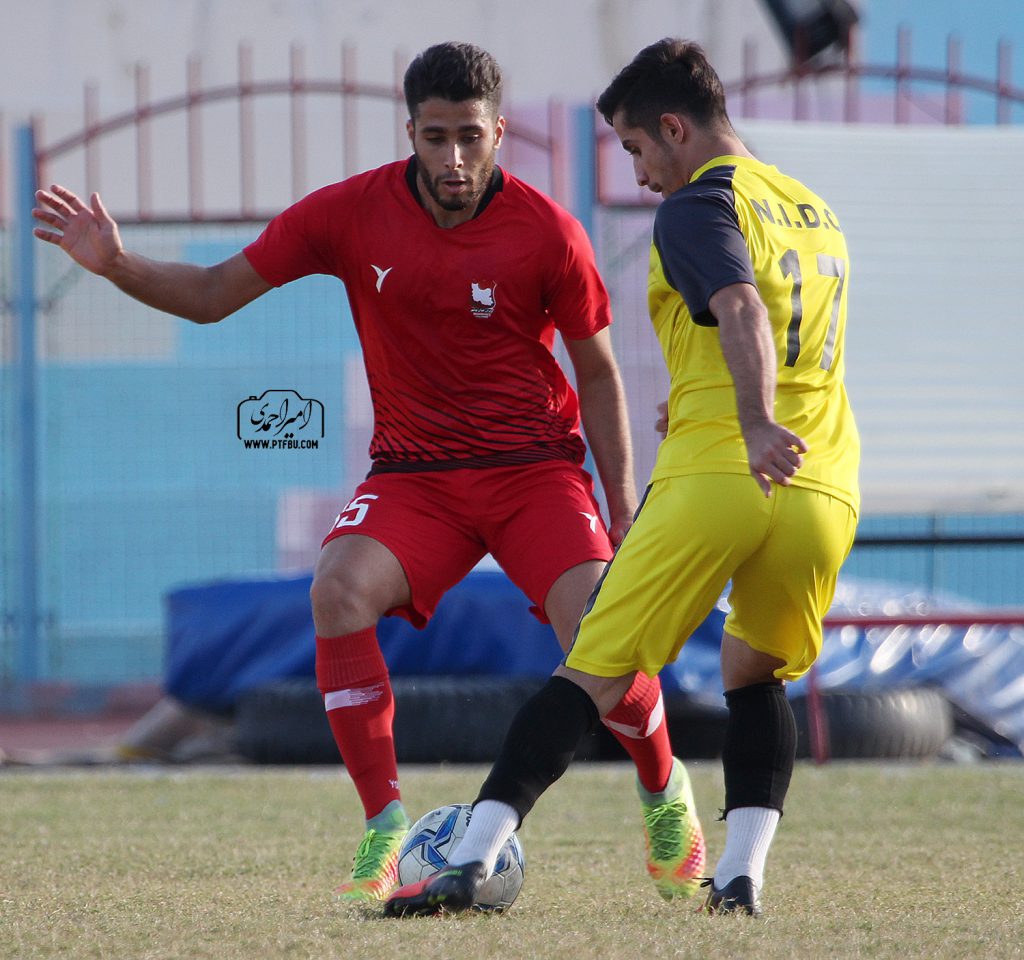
[2,237,365,682]
[844,514,1024,608]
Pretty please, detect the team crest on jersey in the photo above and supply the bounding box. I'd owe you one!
[470,281,497,319]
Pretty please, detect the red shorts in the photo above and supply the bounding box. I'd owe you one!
[321,459,613,628]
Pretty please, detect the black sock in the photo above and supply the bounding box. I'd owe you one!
[475,676,598,823]
[722,681,796,815]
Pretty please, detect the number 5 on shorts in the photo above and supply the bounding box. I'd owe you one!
[333,494,379,528]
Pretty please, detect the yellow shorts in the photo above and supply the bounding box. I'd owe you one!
[564,474,857,682]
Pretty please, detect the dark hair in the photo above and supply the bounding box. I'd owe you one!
[596,38,730,137]
[403,42,503,118]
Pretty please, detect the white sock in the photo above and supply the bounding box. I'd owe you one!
[713,806,781,891]
[449,800,519,875]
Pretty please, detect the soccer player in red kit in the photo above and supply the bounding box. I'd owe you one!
[33,42,702,904]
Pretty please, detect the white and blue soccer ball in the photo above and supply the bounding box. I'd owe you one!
[397,802,526,911]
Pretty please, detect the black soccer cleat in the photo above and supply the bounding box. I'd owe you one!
[383,861,488,917]
[701,875,763,917]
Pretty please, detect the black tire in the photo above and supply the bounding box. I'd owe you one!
[392,676,540,763]
[233,676,616,765]
[236,681,954,764]
[790,686,953,760]
[234,679,336,764]
[662,695,729,760]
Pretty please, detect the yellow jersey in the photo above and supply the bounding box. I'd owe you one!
[648,154,860,512]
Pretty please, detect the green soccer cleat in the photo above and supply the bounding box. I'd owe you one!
[639,757,707,901]
[336,803,410,903]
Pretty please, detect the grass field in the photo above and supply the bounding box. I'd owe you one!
[4,761,1024,960]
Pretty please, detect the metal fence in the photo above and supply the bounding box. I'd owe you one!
[4,36,1024,689]
[4,221,369,683]
[1,225,15,679]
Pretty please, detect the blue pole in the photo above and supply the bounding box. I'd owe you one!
[13,123,40,684]
[572,104,596,240]
[570,105,600,489]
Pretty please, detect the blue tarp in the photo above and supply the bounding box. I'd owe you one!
[164,570,1024,753]
[164,569,726,712]
[662,577,1024,753]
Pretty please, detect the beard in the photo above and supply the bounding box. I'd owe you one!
[415,151,496,212]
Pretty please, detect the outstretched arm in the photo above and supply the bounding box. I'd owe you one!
[563,328,638,545]
[710,281,807,497]
[33,185,271,324]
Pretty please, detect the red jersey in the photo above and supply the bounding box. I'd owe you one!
[244,158,611,471]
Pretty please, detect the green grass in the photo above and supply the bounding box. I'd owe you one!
[4,762,1023,960]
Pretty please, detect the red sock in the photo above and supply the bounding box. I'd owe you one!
[316,627,400,820]
[603,672,674,793]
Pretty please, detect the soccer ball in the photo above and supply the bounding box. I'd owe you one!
[397,803,526,911]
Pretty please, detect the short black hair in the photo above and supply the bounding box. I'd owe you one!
[596,38,730,137]
[403,42,503,119]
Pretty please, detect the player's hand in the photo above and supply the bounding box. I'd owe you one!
[607,514,633,548]
[33,185,123,277]
[743,420,807,497]
[655,400,668,438]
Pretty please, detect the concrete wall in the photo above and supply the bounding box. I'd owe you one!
[598,119,1024,516]
[0,0,790,216]
[1,0,786,120]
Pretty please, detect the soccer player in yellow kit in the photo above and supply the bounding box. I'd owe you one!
[385,37,860,918]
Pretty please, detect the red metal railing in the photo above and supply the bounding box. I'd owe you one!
[597,26,1024,206]
[5,28,1024,223]
[26,42,564,226]
[729,26,1024,124]
[805,610,1024,763]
